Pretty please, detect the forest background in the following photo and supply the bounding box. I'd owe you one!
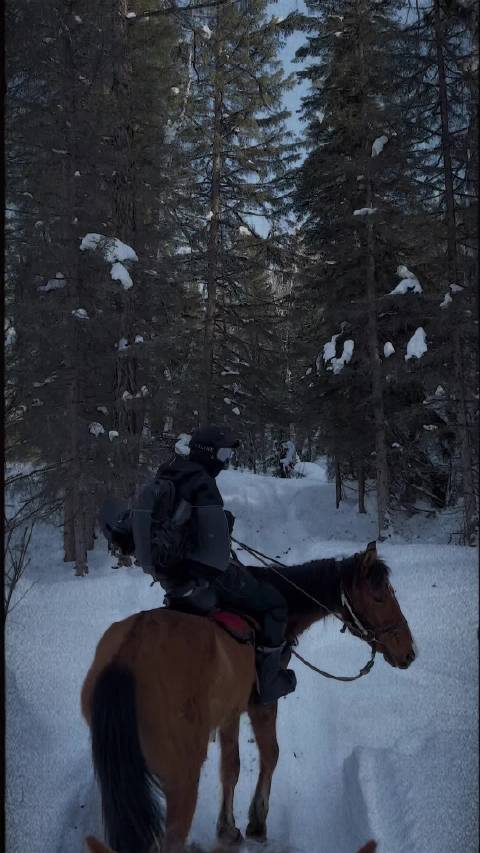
[5,0,478,580]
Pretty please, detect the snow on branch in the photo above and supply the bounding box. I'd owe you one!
[89,423,105,437]
[405,328,427,361]
[322,335,354,374]
[111,262,133,290]
[80,233,138,290]
[330,340,354,374]
[5,318,16,347]
[80,233,138,264]
[440,283,464,307]
[38,272,66,293]
[323,333,340,363]
[371,135,388,157]
[389,265,422,295]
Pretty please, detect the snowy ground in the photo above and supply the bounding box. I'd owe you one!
[5,461,479,853]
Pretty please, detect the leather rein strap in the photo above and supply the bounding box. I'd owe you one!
[291,645,376,682]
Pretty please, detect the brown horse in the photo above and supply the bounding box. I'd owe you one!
[85,834,378,852]
[81,542,415,853]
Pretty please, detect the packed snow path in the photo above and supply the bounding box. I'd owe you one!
[6,463,478,853]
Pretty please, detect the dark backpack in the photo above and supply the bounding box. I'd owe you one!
[131,477,192,579]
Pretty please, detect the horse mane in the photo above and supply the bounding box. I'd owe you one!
[247,553,390,638]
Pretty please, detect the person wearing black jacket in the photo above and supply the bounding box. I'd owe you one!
[155,425,296,706]
[100,425,296,705]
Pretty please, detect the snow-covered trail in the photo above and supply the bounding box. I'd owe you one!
[6,464,478,853]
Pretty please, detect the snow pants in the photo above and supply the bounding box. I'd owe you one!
[212,562,288,647]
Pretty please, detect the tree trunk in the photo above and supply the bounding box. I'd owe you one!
[63,9,89,574]
[335,458,342,509]
[358,460,367,514]
[357,4,390,538]
[453,326,478,542]
[433,0,478,542]
[203,8,223,422]
[365,197,389,538]
[85,497,96,552]
[73,481,88,577]
[63,487,75,562]
[111,0,144,498]
[433,0,458,284]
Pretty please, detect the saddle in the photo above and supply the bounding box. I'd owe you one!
[162,577,257,645]
[209,610,257,644]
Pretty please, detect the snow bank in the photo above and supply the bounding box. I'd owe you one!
[6,467,478,853]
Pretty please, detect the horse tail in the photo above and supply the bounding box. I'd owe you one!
[90,662,164,853]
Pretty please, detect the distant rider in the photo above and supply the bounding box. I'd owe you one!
[153,425,297,705]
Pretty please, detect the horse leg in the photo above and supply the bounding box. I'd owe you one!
[216,713,243,844]
[164,770,201,853]
[245,702,279,841]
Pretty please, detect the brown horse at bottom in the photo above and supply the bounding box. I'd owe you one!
[81,542,415,853]
[85,833,378,853]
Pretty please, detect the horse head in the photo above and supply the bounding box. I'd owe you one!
[341,541,416,670]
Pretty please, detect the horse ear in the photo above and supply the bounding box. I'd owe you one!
[360,541,377,576]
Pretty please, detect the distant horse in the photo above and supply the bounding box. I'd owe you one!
[81,542,414,853]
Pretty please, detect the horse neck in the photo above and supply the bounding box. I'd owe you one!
[272,557,352,642]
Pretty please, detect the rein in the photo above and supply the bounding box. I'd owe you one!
[231,537,377,683]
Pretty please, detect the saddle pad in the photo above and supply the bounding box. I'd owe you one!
[210,610,255,644]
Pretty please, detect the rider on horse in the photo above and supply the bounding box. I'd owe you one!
[102,425,296,706]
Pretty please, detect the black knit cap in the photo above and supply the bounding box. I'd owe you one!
[190,425,240,455]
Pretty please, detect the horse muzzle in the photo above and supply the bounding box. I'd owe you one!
[382,645,416,669]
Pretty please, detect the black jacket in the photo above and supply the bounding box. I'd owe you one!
[156,457,224,506]
[156,457,231,575]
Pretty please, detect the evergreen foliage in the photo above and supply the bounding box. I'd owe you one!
[5,0,478,569]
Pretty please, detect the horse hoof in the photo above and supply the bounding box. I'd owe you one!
[217,825,243,845]
[245,822,267,842]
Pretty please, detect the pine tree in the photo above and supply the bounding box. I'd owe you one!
[5,0,202,572]
[293,0,438,535]
[173,1,299,435]
[402,0,478,540]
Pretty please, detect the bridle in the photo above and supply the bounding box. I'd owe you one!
[339,581,408,646]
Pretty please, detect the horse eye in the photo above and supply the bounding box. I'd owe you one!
[373,594,385,603]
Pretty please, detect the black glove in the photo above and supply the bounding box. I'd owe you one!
[225,510,235,535]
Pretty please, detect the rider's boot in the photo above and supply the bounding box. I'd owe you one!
[254,644,297,705]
